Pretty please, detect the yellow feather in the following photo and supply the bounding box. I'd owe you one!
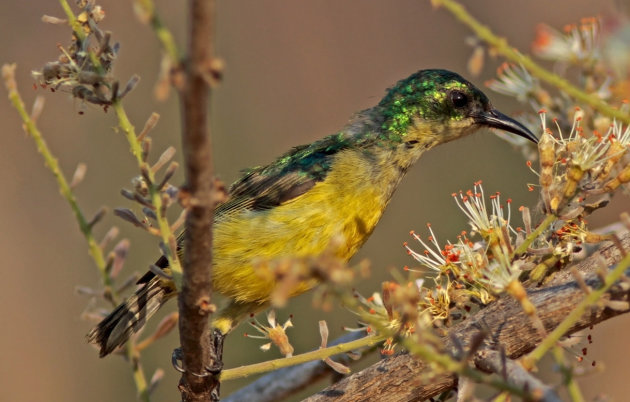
[212,148,390,302]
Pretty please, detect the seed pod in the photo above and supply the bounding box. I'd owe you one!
[563,163,585,199]
[599,141,626,180]
[538,130,556,212]
[604,164,630,191]
[538,130,555,189]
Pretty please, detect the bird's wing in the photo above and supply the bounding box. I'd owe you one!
[137,132,359,284]
[216,132,355,215]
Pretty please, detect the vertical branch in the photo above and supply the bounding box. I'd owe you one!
[177,0,221,400]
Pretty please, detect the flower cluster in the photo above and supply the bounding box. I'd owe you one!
[535,108,630,216]
[245,310,295,357]
[488,15,630,145]
[32,0,138,109]
[532,18,600,63]
[480,15,630,283]
[404,182,526,308]
[402,107,630,320]
[399,79,630,327]
[248,15,630,364]
[486,63,550,109]
[350,280,431,355]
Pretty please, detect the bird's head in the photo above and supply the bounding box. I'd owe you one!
[378,69,537,147]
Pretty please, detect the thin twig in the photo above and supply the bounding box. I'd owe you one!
[521,243,630,369]
[221,334,384,382]
[2,63,150,402]
[133,0,180,63]
[475,350,561,402]
[551,346,585,402]
[513,214,555,255]
[112,101,183,284]
[58,0,104,75]
[2,66,109,285]
[223,331,368,402]
[431,0,630,124]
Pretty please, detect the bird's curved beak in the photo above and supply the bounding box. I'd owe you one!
[473,109,538,143]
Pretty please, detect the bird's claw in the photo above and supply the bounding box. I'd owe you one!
[171,347,187,374]
[205,329,225,374]
[171,347,213,377]
[171,331,225,376]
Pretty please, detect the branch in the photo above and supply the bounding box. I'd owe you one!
[133,0,180,63]
[305,233,630,401]
[223,331,367,402]
[220,332,383,382]
[431,0,630,125]
[475,350,560,402]
[177,0,222,401]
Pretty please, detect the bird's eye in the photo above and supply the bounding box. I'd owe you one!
[450,91,468,108]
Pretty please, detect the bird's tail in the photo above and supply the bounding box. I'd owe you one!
[87,276,176,357]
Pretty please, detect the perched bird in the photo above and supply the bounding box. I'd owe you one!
[88,69,536,357]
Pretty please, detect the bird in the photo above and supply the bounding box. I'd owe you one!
[87,69,537,357]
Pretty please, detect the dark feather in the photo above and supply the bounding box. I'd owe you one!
[216,131,359,215]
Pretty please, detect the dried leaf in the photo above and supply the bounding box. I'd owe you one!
[138,113,160,141]
[99,226,119,251]
[120,188,135,201]
[153,54,172,101]
[133,192,154,209]
[148,368,165,395]
[323,357,351,375]
[141,139,151,163]
[31,95,45,122]
[41,15,67,24]
[140,164,152,186]
[118,75,140,99]
[153,312,179,340]
[110,239,130,279]
[137,312,179,352]
[170,209,187,232]
[152,146,176,174]
[142,207,157,221]
[114,208,147,229]
[319,320,329,348]
[467,46,485,77]
[156,161,178,190]
[521,206,532,235]
[70,162,87,189]
[88,206,107,228]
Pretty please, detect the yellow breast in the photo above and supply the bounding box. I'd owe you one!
[211,148,390,303]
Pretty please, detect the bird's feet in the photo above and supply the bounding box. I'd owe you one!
[205,329,225,374]
[170,330,225,377]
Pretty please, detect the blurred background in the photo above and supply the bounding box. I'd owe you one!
[1,0,628,401]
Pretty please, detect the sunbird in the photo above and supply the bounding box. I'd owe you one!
[88,69,536,357]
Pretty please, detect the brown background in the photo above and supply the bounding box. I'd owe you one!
[1,1,628,401]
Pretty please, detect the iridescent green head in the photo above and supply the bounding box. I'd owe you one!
[378,69,537,144]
